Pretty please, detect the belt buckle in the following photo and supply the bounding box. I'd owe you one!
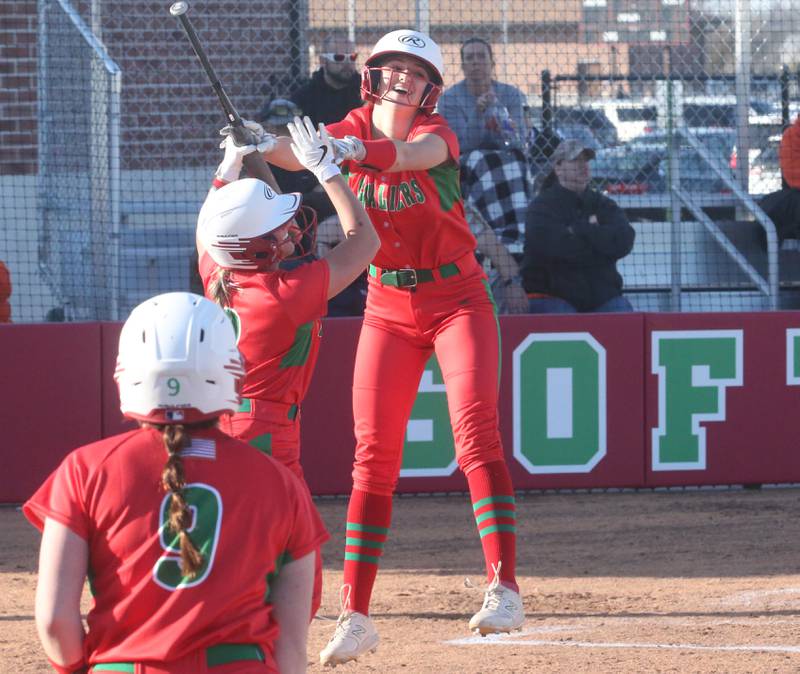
[395,268,417,288]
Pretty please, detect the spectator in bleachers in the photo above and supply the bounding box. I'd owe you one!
[521,139,636,313]
[437,37,526,153]
[285,35,363,127]
[0,260,10,322]
[438,37,530,312]
[760,115,800,245]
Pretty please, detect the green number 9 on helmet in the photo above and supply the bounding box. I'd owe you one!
[361,29,444,114]
[114,292,245,424]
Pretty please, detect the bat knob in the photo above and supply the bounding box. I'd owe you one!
[169,1,189,16]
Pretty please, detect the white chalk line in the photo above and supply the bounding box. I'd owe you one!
[718,587,800,607]
[445,629,800,654]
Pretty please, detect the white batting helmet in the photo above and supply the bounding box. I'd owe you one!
[115,292,245,424]
[362,29,444,113]
[197,178,303,271]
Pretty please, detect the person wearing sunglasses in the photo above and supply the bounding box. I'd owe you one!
[288,35,363,129]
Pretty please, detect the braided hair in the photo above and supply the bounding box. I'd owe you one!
[159,423,204,578]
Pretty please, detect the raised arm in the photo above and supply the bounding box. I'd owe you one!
[287,117,380,299]
[333,131,451,173]
[264,135,307,172]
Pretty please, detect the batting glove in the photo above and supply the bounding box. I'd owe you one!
[287,115,341,184]
[214,120,277,184]
[332,135,366,164]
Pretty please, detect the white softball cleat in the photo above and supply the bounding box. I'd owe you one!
[319,610,379,667]
[468,564,525,635]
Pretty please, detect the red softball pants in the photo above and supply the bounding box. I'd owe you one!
[352,255,505,495]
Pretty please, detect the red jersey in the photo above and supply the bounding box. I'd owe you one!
[327,107,477,270]
[23,426,328,667]
[199,253,329,404]
[780,115,800,189]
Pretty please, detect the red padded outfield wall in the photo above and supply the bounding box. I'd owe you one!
[3,312,800,502]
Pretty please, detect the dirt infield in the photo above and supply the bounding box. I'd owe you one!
[3,487,800,673]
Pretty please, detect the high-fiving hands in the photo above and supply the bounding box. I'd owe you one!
[332,135,367,164]
[287,116,341,184]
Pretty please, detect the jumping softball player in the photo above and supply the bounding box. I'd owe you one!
[261,29,525,666]
[24,292,326,674]
[197,117,378,619]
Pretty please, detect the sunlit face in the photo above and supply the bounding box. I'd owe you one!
[554,154,592,193]
[375,55,432,108]
[269,221,296,262]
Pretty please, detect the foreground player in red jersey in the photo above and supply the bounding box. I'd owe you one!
[197,117,378,618]
[262,29,526,666]
[24,292,327,674]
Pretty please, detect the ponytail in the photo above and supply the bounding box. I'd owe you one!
[160,424,204,578]
[208,267,234,308]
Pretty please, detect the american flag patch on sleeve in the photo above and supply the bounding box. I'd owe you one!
[181,438,217,460]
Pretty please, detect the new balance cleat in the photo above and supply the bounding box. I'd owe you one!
[469,582,525,635]
[319,610,379,666]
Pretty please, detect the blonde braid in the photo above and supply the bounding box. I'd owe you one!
[160,424,204,578]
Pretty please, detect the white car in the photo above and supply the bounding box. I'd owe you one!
[585,99,660,143]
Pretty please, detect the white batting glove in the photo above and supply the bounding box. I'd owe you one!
[287,115,341,184]
[332,135,366,164]
[214,120,277,183]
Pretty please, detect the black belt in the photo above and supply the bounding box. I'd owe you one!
[368,262,461,288]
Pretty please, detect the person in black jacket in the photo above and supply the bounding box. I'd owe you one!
[521,139,636,313]
[288,35,363,126]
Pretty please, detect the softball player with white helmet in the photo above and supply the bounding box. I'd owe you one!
[24,292,326,674]
[261,29,525,666]
[197,117,379,618]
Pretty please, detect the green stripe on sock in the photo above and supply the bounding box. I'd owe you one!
[345,536,385,550]
[346,522,390,535]
[474,508,517,525]
[472,495,516,511]
[344,551,381,564]
[478,523,517,538]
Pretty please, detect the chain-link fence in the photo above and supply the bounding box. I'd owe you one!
[2,0,800,321]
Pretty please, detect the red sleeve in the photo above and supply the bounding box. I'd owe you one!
[198,252,216,296]
[325,107,370,140]
[0,261,10,301]
[273,258,330,327]
[410,113,460,163]
[23,450,91,540]
[780,116,800,189]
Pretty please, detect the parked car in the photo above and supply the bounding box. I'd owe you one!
[554,123,601,150]
[591,142,730,195]
[641,128,779,195]
[744,134,782,196]
[553,107,619,147]
[585,99,659,142]
[680,96,781,129]
[590,146,663,194]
